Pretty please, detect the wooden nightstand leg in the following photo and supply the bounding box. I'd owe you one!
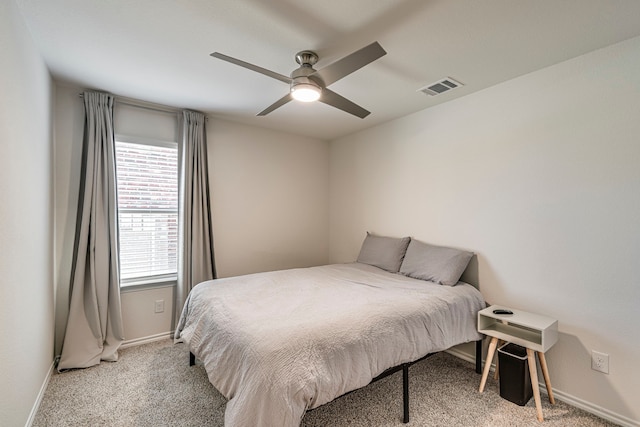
[537,351,555,404]
[494,340,503,380]
[479,337,498,392]
[527,348,544,422]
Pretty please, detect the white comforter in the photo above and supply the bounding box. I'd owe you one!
[175,263,485,427]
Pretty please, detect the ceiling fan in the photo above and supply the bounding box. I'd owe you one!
[211,41,386,119]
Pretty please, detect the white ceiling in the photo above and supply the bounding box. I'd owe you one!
[16,0,640,140]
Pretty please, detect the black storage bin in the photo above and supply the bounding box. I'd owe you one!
[498,343,533,406]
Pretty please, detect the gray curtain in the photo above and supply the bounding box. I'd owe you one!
[175,111,216,326]
[58,92,124,371]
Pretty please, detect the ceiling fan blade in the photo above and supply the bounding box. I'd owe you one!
[313,42,386,87]
[211,52,292,84]
[319,88,370,119]
[257,93,293,116]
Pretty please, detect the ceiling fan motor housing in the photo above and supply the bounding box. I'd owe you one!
[290,51,323,101]
[295,50,318,66]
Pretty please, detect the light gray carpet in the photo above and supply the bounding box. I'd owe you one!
[34,339,617,426]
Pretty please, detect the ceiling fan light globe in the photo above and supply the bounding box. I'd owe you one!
[291,84,321,102]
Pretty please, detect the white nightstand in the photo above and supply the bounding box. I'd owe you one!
[477,305,558,422]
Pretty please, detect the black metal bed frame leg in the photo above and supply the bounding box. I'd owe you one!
[189,352,195,366]
[402,364,409,423]
[399,343,481,423]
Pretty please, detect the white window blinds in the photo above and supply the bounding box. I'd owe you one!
[115,138,179,285]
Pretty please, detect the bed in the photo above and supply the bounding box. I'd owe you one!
[175,235,486,427]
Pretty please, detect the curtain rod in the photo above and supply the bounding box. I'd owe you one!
[78,92,181,115]
[78,92,210,121]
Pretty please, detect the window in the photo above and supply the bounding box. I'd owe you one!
[115,136,179,286]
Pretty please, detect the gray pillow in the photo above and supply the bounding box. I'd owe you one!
[356,233,411,273]
[399,239,473,286]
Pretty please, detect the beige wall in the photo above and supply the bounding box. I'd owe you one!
[208,118,330,278]
[52,83,330,350]
[329,36,640,424]
[0,1,54,425]
[120,285,175,345]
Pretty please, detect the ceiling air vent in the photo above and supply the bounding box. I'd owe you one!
[418,77,463,96]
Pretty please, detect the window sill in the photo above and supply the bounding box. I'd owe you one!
[120,277,177,293]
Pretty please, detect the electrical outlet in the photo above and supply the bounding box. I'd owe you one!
[591,350,609,374]
[154,299,165,314]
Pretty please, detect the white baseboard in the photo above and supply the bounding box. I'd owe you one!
[25,358,55,427]
[120,331,173,349]
[446,348,639,427]
[446,347,476,364]
[544,387,640,427]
